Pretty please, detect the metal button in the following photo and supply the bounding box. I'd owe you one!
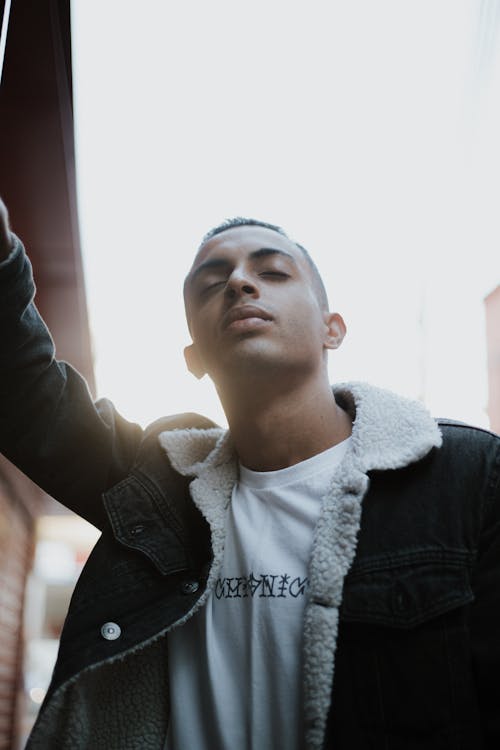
[101,622,121,640]
[130,524,145,536]
[180,580,200,595]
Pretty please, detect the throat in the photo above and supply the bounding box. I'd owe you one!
[223,384,352,472]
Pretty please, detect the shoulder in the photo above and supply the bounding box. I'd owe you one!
[143,412,218,440]
[137,412,219,461]
[437,418,500,454]
[429,419,500,500]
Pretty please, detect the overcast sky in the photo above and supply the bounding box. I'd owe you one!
[71,0,500,429]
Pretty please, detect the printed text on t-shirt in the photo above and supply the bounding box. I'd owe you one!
[214,572,309,599]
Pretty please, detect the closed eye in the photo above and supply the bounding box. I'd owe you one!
[259,271,289,278]
[199,270,288,296]
[202,280,226,293]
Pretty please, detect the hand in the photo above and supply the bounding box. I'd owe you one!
[0,196,13,261]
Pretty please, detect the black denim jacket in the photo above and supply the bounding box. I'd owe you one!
[2,237,500,749]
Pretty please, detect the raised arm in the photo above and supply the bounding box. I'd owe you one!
[0,197,143,528]
[0,198,13,261]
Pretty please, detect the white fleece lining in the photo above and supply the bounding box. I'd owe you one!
[158,381,442,750]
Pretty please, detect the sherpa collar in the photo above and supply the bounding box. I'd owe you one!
[158,381,442,477]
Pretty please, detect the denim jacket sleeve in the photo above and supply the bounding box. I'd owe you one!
[0,234,143,529]
[471,439,500,746]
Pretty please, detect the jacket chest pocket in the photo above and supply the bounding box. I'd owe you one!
[331,551,478,748]
[103,475,191,574]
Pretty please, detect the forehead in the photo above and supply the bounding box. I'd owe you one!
[191,225,306,270]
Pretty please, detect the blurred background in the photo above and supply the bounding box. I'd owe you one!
[0,0,499,746]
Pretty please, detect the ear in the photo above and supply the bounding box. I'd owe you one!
[183,344,207,379]
[323,312,347,351]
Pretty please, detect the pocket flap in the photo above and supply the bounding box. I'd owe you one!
[103,476,190,575]
[341,551,474,628]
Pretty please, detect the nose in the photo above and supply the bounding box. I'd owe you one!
[224,267,259,300]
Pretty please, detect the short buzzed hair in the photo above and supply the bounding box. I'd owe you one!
[199,217,329,310]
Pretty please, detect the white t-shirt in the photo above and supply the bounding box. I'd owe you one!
[165,438,351,750]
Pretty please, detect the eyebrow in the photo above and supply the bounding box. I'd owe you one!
[188,247,297,285]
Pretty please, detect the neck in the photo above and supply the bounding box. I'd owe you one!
[218,372,352,472]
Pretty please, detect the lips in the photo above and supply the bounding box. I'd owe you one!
[222,305,273,330]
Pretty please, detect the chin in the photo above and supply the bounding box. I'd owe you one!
[211,346,317,384]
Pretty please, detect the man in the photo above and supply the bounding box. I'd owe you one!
[0,195,499,749]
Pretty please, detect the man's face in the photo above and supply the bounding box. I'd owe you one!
[183,225,344,384]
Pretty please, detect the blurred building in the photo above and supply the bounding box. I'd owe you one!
[485,285,500,433]
[0,1,96,747]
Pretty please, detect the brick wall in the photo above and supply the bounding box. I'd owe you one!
[0,465,37,749]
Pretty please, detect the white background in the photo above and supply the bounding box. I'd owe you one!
[71,0,500,429]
